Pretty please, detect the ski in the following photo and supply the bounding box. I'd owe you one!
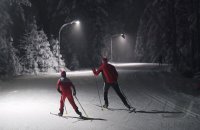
[129,108,136,113]
[94,104,114,111]
[50,112,106,121]
[50,112,68,119]
[50,112,83,118]
[94,104,136,113]
[50,112,86,120]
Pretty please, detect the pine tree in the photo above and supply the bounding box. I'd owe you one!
[0,0,28,77]
[135,0,200,73]
[49,36,65,72]
[21,19,60,74]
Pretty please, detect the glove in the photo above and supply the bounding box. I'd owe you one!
[57,88,62,94]
[92,68,97,75]
[73,90,76,96]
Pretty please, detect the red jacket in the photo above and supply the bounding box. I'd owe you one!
[57,77,73,94]
[93,63,118,84]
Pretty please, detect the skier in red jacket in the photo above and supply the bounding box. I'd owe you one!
[92,58,135,111]
[57,71,82,117]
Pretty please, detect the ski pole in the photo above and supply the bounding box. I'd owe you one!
[74,95,88,117]
[94,76,103,110]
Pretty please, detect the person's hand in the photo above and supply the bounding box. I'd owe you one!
[57,88,62,94]
[73,90,76,96]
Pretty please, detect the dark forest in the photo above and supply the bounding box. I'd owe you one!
[0,0,199,77]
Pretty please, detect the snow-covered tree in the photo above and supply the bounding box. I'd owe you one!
[0,0,30,77]
[21,19,60,74]
[49,36,65,71]
[135,0,200,73]
[0,37,22,77]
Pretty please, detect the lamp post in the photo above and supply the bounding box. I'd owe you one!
[110,34,125,62]
[58,20,80,71]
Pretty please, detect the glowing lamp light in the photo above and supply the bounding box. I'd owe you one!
[75,20,80,25]
[74,20,80,29]
[120,34,126,42]
[121,34,125,39]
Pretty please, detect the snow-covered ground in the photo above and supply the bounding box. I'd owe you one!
[0,63,200,130]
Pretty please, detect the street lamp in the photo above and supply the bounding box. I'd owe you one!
[58,20,80,71]
[110,34,125,62]
[75,21,80,25]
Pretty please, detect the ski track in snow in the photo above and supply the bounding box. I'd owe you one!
[0,63,200,130]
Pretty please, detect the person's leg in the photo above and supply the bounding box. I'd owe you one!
[67,94,82,116]
[112,83,131,109]
[67,94,78,110]
[59,95,66,116]
[103,82,110,107]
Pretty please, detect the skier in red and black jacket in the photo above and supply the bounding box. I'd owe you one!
[57,71,82,117]
[92,57,135,111]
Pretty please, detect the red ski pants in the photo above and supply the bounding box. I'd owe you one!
[59,93,78,112]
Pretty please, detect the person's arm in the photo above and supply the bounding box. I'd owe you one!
[56,79,62,94]
[114,66,118,78]
[57,87,62,94]
[71,83,76,96]
[92,65,103,76]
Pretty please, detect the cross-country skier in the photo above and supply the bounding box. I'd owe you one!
[92,57,135,111]
[158,54,163,67]
[57,71,82,117]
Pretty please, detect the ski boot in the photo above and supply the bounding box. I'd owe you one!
[129,107,136,113]
[103,104,108,108]
[75,109,83,118]
[126,104,136,113]
[58,111,63,116]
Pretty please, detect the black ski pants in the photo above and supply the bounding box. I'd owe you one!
[103,82,130,108]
